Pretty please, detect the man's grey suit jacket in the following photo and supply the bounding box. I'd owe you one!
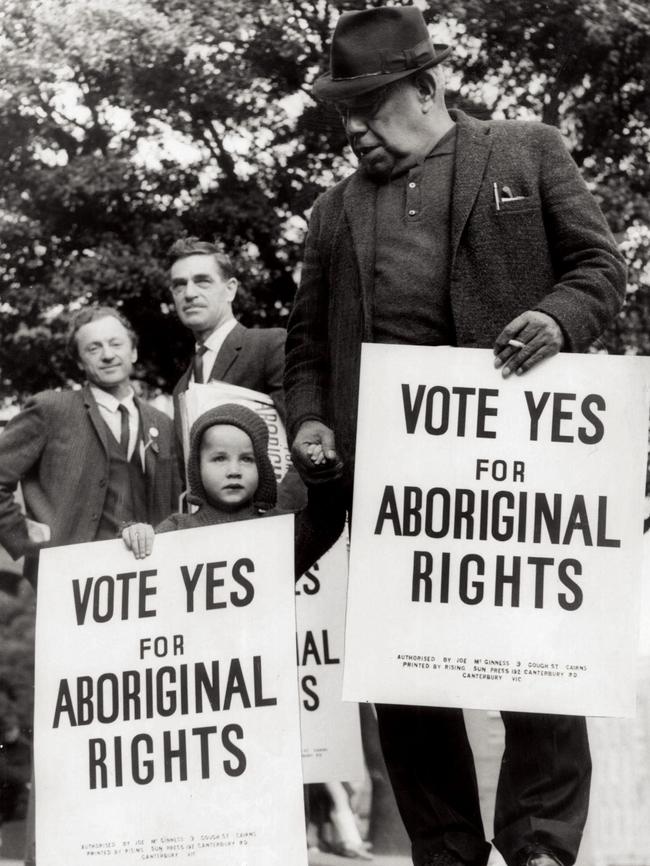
[172,321,287,442]
[0,383,181,562]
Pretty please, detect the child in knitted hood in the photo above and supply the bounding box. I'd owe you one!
[122,403,345,576]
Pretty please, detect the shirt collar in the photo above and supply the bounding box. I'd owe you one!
[388,123,457,180]
[90,384,136,413]
[198,317,237,353]
[427,123,457,157]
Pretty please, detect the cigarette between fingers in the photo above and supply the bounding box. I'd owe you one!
[508,339,526,349]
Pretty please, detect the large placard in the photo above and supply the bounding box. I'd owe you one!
[296,534,364,784]
[180,382,363,781]
[343,345,650,717]
[34,516,307,866]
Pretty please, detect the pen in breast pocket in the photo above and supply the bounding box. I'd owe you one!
[493,182,501,211]
[501,185,527,202]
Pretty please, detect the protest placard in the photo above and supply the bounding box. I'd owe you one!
[34,515,307,866]
[343,345,650,717]
[179,382,362,781]
[295,533,364,784]
[179,382,291,482]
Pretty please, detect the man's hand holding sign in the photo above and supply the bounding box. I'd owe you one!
[292,307,565,479]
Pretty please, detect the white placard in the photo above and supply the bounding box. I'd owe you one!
[35,516,307,866]
[179,382,291,482]
[343,345,650,717]
[296,534,364,783]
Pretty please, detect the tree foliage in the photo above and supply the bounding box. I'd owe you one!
[0,0,649,400]
[0,582,35,734]
[0,580,34,812]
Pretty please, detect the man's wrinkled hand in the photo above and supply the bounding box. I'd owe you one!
[291,420,344,483]
[493,311,564,378]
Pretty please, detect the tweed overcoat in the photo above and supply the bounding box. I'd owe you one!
[0,383,181,561]
[284,109,626,479]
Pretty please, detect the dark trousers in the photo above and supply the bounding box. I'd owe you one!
[375,705,591,866]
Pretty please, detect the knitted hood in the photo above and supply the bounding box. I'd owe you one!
[186,403,277,511]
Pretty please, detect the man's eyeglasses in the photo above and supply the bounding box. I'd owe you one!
[334,84,393,124]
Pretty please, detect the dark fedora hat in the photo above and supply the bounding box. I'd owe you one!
[313,6,451,101]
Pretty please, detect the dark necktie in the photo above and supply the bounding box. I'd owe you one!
[193,344,208,384]
[118,404,130,456]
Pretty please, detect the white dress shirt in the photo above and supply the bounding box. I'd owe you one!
[193,318,238,383]
[90,386,142,465]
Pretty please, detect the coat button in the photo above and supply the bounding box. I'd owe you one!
[99,479,106,487]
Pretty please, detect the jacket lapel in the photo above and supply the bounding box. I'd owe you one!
[83,384,110,457]
[450,110,493,266]
[208,322,245,382]
[343,172,377,341]
[137,398,158,514]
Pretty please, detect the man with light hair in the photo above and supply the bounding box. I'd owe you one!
[0,305,180,584]
[0,304,181,866]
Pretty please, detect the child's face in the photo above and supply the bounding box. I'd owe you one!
[200,424,259,510]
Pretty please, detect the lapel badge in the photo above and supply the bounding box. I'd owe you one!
[144,426,160,455]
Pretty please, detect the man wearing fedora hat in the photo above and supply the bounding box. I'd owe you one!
[285,6,626,866]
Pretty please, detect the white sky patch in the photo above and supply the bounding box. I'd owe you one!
[185,40,236,64]
[49,79,89,127]
[39,81,137,151]
[224,130,253,156]
[42,304,64,322]
[428,17,455,47]
[282,214,308,245]
[103,105,133,135]
[135,132,202,169]
[131,115,207,168]
[278,91,307,120]
[35,146,69,166]
[196,163,220,193]
[266,140,297,169]
[481,82,501,108]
